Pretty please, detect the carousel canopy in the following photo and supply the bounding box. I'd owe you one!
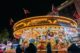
[13,16,77,39]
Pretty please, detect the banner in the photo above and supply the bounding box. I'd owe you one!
[23,8,30,17]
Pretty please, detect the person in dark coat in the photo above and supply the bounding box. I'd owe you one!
[68,43,80,53]
[46,42,52,53]
[24,43,37,53]
[16,44,22,53]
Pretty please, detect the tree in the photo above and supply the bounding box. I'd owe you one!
[0,28,9,43]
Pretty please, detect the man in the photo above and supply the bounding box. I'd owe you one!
[68,36,80,53]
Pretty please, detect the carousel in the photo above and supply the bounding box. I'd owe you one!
[13,16,78,52]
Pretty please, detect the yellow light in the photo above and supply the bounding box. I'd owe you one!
[53,20,57,24]
[13,16,77,28]
[57,19,70,23]
[13,16,78,39]
[16,22,26,27]
[48,20,52,24]
[30,18,47,23]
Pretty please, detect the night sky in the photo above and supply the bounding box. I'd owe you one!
[0,0,75,34]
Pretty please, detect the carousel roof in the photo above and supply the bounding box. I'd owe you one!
[13,16,77,39]
[13,16,77,31]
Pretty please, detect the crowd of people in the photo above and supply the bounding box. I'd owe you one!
[16,40,80,53]
[16,40,52,53]
[0,29,79,53]
[0,38,80,53]
[14,29,80,53]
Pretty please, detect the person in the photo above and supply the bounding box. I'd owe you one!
[23,40,29,53]
[24,43,37,53]
[46,42,52,53]
[68,43,80,53]
[68,36,80,53]
[6,41,12,50]
[16,44,22,53]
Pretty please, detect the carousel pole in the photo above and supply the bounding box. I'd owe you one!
[47,4,59,16]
